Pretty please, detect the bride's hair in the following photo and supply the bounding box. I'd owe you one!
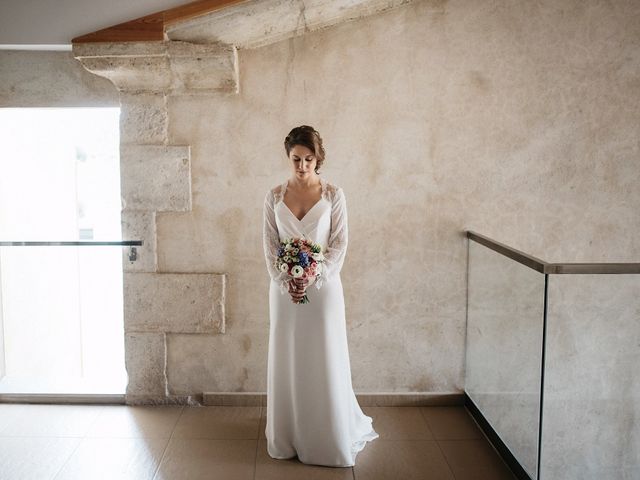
[284,125,325,174]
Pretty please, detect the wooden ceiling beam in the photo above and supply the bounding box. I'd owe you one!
[72,0,248,43]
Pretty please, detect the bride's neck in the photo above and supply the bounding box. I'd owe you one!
[289,174,321,190]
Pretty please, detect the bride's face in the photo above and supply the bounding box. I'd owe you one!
[288,144,318,179]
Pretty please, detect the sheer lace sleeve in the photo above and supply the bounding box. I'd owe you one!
[263,188,290,295]
[314,186,348,290]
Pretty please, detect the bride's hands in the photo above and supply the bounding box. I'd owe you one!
[295,274,317,289]
[288,275,315,303]
[288,279,305,303]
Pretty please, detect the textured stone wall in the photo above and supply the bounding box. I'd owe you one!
[0,50,118,107]
[164,0,639,398]
[2,0,639,406]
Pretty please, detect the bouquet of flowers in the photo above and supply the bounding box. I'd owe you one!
[274,236,325,304]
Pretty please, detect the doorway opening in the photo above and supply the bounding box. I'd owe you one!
[0,107,126,395]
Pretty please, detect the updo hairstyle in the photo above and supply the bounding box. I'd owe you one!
[284,125,325,174]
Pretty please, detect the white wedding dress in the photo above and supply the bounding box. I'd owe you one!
[262,176,379,467]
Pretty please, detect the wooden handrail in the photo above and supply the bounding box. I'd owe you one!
[72,0,248,43]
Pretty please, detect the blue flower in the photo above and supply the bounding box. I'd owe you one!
[298,251,310,267]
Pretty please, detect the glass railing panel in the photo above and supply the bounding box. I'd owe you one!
[466,239,546,479]
[541,274,640,480]
[0,244,127,394]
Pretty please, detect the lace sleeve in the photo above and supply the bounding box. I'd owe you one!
[263,189,290,295]
[314,186,348,290]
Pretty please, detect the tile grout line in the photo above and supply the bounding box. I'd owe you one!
[51,404,107,480]
[50,437,83,480]
[151,404,185,480]
[418,406,459,480]
[416,406,435,438]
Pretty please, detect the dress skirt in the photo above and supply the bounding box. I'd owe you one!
[266,273,379,467]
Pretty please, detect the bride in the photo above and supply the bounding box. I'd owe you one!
[262,125,379,467]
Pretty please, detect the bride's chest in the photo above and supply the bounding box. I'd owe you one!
[275,199,332,241]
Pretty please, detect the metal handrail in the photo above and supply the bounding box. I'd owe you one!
[467,230,640,274]
[0,241,143,246]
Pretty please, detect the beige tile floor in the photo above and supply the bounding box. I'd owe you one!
[0,403,518,479]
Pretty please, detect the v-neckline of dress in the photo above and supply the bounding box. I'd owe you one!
[282,177,325,223]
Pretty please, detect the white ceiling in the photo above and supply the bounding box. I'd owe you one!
[0,0,190,50]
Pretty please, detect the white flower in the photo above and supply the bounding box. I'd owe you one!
[278,263,288,273]
[312,252,325,261]
[291,265,304,278]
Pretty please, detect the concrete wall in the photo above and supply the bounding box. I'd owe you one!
[165,0,639,395]
[1,0,639,403]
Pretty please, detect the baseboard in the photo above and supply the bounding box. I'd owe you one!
[203,392,465,406]
[0,393,125,405]
[0,391,466,407]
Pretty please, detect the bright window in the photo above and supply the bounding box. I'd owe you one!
[0,107,126,394]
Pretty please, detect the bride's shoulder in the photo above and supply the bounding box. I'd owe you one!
[267,182,285,203]
[323,180,344,199]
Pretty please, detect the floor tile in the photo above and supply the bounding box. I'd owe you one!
[0,403,28,435]
[85,405,183,438]
[0,403,104,437]
[53,437,169,480]
[256,438,354,479]
[172,406,261,439]
[353,440,455,480]
[419,407,483,440]
[0,403,522,480]
[259,405,266,439]
[0,436,81,480]
[153,438,256,480]
[359,406,434,440]
[438,439,517,480]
